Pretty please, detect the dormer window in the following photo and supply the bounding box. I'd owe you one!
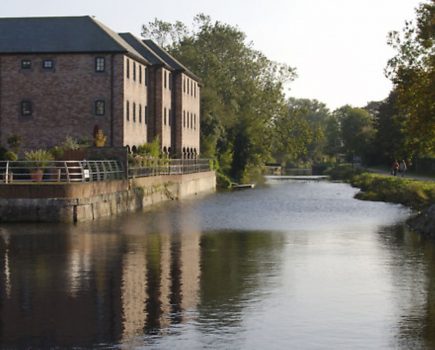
[42,59,54,69]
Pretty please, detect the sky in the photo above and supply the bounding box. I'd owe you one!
[1,0,423,110]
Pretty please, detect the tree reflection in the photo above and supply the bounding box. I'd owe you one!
[377,224,435,349]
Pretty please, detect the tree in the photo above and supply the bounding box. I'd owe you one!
[334,105,375,162]
[142,14,296,181]
[386,0,435,156]
[272,98,331,165]
[368,93,408,164]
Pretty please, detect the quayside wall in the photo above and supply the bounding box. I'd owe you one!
[0,171,216,223]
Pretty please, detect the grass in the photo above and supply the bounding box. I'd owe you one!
[350,173,435,210]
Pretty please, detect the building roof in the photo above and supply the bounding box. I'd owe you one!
[142,39,201,82]
[0,16,147,63]
[118,33,166,67]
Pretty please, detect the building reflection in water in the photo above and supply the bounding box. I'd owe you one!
[0,208,282,349]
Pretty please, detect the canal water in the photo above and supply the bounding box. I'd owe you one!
[0,180,434,349]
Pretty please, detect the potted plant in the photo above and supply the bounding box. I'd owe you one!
[24,149,54,182]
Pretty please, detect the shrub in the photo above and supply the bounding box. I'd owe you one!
[24,149,54,167]
[4,150,18,161]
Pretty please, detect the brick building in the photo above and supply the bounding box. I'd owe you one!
[0,16,200,158]
[120,34,201,158]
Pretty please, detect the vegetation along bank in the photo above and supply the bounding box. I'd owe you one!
[327,165,435,238]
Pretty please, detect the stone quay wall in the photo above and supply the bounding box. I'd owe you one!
[0,171,216,223]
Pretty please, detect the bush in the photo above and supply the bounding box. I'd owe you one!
[24,149,54,167]
[325,164,362,181]
[4,150,18,161]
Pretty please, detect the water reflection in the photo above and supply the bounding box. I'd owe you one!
[377,224,435,349]
[0,215,284,348]
[0,181,434,349]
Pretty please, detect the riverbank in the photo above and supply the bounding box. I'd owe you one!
[326,165,435,238]
[0,171,216,223]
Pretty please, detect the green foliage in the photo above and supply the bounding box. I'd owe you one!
[137,137,161,158]
[7,134,21,153]
[49,146,64,160]
[386,0,435,156]
[351,173,435,209]
[324,164,362,181]
[24,149,54,167]
[142,14,296,182]
[4,150,18,161]
[272,98,331,166]
[62,136,81,151]
[334,105,375,162]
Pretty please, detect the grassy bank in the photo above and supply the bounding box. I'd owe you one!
[351,173,435,210]
[326,165,435,210]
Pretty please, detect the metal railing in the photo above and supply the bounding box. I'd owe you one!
[129,159,211,178]
[0,160,124,183]
[0,159,212,183]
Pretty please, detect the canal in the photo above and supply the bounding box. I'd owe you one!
[0,179,434,349]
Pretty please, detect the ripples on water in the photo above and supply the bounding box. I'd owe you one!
[0,180,434,349]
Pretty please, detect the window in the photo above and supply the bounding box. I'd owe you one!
[42,59,54,69]
[194,83,197,98]
[126,59,130,79]
[144,68,148,86]
[164,108,167,125]
[95,57,105,72]
[133,102,136,122]
[183,78,186,93]
[95,100,105,116]
[139,66,142,84]
[168,109,171,126]
[164,71,167,89]
[21,59,31,69]
[183,111,186,127]
[126,101,130,121]
[194,114,196,129]
[139,104,142,123]
[133,62,136,81]
[168,73,172,90]
[21,100,32,116]
[187,78,190,94]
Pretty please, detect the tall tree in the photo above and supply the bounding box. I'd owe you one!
[334,105,375,162]
[142,14,296,181]
[386,0,435,156]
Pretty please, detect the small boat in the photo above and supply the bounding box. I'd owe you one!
[231,183,255,190]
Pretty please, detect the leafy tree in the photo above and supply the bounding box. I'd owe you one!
[386,0,435,156]
[142,14,296,181]
[334,105,375,162]
[271,98,332,165]
[324,114,342,158]
[368,93,408,164]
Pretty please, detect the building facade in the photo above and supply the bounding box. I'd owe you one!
[0,16,200,158]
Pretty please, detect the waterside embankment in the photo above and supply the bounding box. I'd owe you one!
[0,171,216,223]
[327,167,435,238]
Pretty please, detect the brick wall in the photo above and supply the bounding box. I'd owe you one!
[122,56,148,149]
[174,72,200,158]
[0,53,117,150]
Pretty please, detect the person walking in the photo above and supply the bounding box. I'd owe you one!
[391,160,399,176]
[399,160,407,177]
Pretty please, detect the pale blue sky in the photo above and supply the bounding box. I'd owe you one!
[1,0,422,109]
